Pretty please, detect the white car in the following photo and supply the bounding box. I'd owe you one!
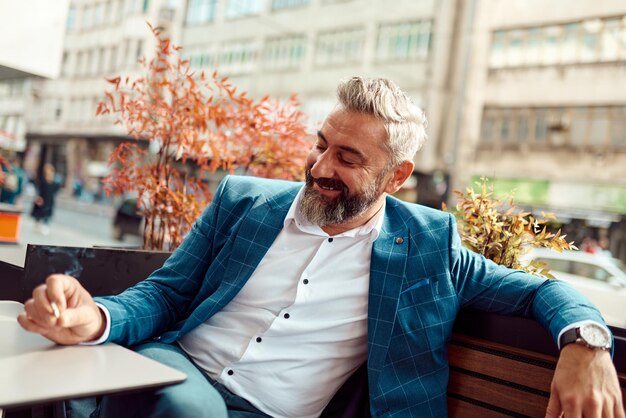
[523,249,626,328]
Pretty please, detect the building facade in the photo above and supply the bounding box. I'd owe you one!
[454,0,626,260]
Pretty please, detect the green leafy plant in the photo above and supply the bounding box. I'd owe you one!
[443,177,576,279]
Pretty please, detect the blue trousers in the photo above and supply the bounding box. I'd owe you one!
[93,342,270,418]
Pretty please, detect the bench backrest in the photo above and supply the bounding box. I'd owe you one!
[448,333,626,417]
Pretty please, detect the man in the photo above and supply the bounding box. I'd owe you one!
[19,77,624,418]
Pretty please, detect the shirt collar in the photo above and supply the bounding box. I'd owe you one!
[284,186,385,241]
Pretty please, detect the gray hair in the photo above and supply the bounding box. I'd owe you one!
[336,77,428,167]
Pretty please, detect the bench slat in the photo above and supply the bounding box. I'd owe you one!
[448,342,554,391]
[448,396,508,418]
[448,370,549,416]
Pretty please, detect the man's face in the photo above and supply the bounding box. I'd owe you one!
[300,108,394,228]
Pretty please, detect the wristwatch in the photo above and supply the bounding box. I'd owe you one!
[559,323,611,351]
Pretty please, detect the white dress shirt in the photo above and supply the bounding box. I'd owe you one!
[178,187,384,417]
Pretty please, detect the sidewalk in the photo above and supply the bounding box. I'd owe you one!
[0,194,140,267]
[52,191,117,217]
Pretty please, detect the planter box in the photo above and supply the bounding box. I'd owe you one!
[0,204,22,243]
[20,244,171,302]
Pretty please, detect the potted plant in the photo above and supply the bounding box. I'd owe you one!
[444,177,576,278]
[97,24,310,251]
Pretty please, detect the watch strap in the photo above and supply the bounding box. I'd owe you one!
[559,327,579,350]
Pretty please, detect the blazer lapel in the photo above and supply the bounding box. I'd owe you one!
[367,198,409,389]
[223,188,297,290]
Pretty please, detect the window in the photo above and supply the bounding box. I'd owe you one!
[541,26,561,65]
[506,30,524,67]
[315,28,364,66]
[589,107,610,146]
[376,20,431,61]
[516,113,529,144]
[263,35,306,70]
[569,108,588,146]
[76,51,84,76]
[67,5,77,31]
[109,46,118,72]
[537,258,570,274]
[570,261,611,282]
[99,48,106,75]
[185,0,216,24]
[82,5,93,30]
[61,52,70,76]
[500,112,511,144]
[481,112,496,144]
[104,1,113,25]
[492,16,626,69]
[226,0,263,19]
[611,107,626,149]
[272,0,309,10]
[135,40,143,62]
[218,40,257,74]
[480,105,626,150]
[561,23,580,64]
[116,0,125,22]
[601,18,623,61]
[490,30,506,68]
[187,49,214,69]
[94,2,105,27]
[533,109,548,144]
[580,19,601,62]
[525,27,542,65]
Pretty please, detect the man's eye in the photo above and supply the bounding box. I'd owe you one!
[340,156,357,165]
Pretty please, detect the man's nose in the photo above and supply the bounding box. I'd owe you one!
[310,151,334,179]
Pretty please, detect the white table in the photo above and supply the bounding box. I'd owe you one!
[0,300,186,413]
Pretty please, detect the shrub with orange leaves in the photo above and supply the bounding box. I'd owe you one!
[443,177,577,279]
[97,24,311,251]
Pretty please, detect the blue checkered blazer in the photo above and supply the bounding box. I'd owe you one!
[97,175,605,417]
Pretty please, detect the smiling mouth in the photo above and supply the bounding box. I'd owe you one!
[317,183,341,191]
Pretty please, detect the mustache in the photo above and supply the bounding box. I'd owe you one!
[305,170,348,194]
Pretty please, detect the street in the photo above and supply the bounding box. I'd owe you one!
[0,197,142,267]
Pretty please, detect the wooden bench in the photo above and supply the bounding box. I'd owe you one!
[448,311,626,417]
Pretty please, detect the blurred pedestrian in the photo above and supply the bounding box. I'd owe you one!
[0,154,25,205]
[581,237,599,254]
[31,163,60,235]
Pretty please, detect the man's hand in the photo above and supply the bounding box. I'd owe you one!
[17,274,106,345]
[546,343,625,418]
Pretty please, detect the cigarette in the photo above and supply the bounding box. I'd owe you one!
[51,302,60,319]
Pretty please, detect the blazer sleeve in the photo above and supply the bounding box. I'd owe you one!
[95,176,232,345]
[447,213,606,344]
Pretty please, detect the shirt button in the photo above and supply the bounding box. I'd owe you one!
[328,237,334,242]
[256,337,262,343]
[284,313,290,319]
[303,278,309,284]
[227,369,234,376]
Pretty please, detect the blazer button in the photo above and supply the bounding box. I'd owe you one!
[395,237,404,244]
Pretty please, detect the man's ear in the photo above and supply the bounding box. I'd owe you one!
[384,160,414,194]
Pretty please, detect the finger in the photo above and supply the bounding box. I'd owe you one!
[545,392,562,418]
[616,401,626,418]
[32,285,58,318]
[17,312,57,335]
[562,398,583,418]
[582,395,602,418]
[46,274,74,311]
[23,298,56,328]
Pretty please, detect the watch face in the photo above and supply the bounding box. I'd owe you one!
[579,323,611,348]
